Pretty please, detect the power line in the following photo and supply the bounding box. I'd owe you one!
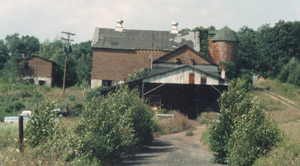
[61,31,75,96]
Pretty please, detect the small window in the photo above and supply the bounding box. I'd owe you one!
[38,80,46,86]
[24,62,29,69]
[29,78,35,84]
[191,59,196,65]
[175,58,182,64]
[102,80,112,87]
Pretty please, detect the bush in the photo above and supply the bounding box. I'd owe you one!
[25,101,62,147]
[68,95,76,101]
[158,111,194,134]
[185,131,194,136]
[209,78,252,163]
[70,103,84,117]
[74,85,153,163]
[209,78,281,165]
[227,97,282,166]
[197,112,219,126]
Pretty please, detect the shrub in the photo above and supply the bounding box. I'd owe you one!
[127,68,151,81]
[227,97,282,166]
[74,85,153,163]
[158,111,194,134]
[209,78,251,163]
[185,131,194,136]
[70,103,84,117]
[68,95,76,101]
[209,78,281,164]
[197,112,219,126]
[25,101,62,147]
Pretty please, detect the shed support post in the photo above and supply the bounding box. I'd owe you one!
[141,82,144,98]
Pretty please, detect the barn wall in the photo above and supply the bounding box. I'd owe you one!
[28,58,53,77]
[92,49,167,82]
[143,67,220,85]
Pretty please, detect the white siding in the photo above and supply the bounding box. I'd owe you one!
[143,66,221,85]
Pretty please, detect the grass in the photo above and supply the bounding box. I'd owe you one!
[0,123,18,154]
[252,79,300,165]
[185,131,194,136]
[197,112,219,126]
[0,82,86,122]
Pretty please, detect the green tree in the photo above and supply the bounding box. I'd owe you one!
[25,101,62,147]
[5,33,40,57]
[227,98,281,165]
[209,79,251,163]
[209,79,280,164]
[0,40,9,70]
[127,68,151,81]
[236,26,259,76]
[75,85,153,163]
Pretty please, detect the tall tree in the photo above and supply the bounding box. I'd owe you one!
[0,40,9,69]
[5,33,40,57]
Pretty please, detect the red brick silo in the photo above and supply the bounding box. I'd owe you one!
[208,26,238,66]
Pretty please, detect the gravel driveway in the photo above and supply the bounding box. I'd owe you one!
[121,126,224,166]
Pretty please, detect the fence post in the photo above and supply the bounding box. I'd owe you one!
[19,115,24,153]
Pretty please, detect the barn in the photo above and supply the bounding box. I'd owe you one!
[19,56,55,86]
[91,20,237,117]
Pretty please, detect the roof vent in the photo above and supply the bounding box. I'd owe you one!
[115,19,124,32]
[171,21,179,34]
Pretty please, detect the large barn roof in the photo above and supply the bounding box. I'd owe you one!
[92,28,200,52]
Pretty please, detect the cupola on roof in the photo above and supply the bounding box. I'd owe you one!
[212,26,238,42]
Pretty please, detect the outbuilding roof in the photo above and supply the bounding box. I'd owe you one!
[92,28,200,52]
[212,26,238,42]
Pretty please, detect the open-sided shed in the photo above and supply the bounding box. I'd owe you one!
[100,64,227,118]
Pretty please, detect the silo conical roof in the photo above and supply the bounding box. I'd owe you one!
[212,26,238,42]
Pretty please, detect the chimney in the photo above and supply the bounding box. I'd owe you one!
[115,19,124,32]
[171,21,179,34]
[221,68,226,79]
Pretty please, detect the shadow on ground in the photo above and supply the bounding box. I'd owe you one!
[121,140,175,166]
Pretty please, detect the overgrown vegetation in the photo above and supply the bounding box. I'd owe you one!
[1,85,156,165]
[74,85,153,163]
[127,68,151,81]
[155,111,194,135]
[209,79,281,165]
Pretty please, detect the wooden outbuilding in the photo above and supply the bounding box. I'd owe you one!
[19,56,55,86]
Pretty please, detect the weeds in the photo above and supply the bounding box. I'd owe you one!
[157,111,194,134]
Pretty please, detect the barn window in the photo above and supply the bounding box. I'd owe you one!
[201,76,207,84]
[102,80,112,87]
[175,58,182,64]
[191,59,196,65]
[189,72,195,84]
[24,62,29,69]
[38,80,46,86]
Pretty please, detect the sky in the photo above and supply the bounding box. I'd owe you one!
[1,0,300,43]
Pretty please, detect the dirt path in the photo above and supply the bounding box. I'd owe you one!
[121,126,224,166]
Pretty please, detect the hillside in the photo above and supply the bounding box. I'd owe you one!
[0,83,86,121]
[253,79,300,143]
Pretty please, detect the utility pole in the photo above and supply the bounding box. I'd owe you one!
[61,31,75,96]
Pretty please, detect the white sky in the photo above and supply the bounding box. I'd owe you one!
[1,0,300,43]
